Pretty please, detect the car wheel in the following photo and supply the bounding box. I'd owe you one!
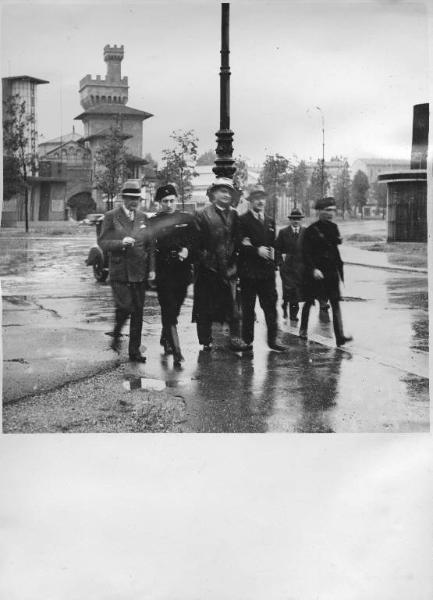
[93,260,108,282]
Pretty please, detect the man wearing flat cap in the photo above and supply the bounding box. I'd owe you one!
[300,197,352,347]
[192,178,248,352]
[99,180,150,362]
[237,185,288,352]
[148,183,196,366]
[275,207,306,321]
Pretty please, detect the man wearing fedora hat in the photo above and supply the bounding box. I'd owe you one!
[148,183,196,366]
[99,180,150,362]
[275,207,306,321]
[237,185,288,352]
[192,178,248,352]
[300,196,353,347]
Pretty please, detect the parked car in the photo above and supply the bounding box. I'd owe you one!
[84,214,109,282]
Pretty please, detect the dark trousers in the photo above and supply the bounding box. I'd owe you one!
[157,278,188,346]
[111,281,145,356]
[240,276,278,345]
[300,298,344,342]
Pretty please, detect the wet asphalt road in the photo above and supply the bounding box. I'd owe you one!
[1,231,429,433]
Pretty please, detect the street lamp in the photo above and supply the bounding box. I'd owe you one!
[315,106,325,198]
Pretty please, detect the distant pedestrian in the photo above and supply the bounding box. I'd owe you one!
[275,207,305,321]
[192,178,248,352]
[99,181,150,362]
[148,184,196,366]
[237,185,288,352]
[300,197,353,347]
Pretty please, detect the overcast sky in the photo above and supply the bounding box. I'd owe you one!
[1,1,429,167]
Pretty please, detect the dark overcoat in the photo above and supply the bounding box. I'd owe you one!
[192,203,239,324]
[301,219,344,302]
[274,225,305,302]
[237,211,277,280]
[99,206,150,282]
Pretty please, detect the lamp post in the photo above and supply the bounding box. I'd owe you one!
[213,3,236,179]
[316,106,325,197]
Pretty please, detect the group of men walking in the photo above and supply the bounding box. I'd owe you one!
[98,177,352,367]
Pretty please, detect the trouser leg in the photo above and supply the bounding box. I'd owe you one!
[300,301,314,335]
[289,303,299,320]
[240,278,257,345]
[330,299,344,342]
[113,307,129,338]
[128,283,145,356]
[196,315,212,346]
[256,277,278,343]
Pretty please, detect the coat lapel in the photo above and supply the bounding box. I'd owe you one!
[114,206,133,234]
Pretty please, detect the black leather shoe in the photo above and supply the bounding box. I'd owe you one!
[110,337,121,353]
[229,337,250,352]
[336,336,353,347]
[290,316,299,322]
[129,353,147,363]
[173,352,185,367]
[268,341,288,352]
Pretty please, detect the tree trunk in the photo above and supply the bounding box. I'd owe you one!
[24,185,29,233]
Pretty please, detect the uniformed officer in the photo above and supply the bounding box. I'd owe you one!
[148,184,196,366]
[300,196,353,347]
[237,185,288,352]
[99,180,150,362]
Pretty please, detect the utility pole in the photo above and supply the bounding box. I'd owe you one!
[213,3,236,179]
[316,106,325,197]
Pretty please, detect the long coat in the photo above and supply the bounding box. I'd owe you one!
[301,219,344,302]
[192,203,239,324]
[274,224,305,302]
[237,211,277,280]
[99,206,150,282]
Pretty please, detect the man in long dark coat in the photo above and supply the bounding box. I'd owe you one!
[237,185,288,352]
[300,196,353,347]
[192,178,248,352]
[148,184,196,366]
[275,207,305,321]
[99,181,150,362]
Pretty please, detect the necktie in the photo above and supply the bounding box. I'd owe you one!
[129,210,135,222]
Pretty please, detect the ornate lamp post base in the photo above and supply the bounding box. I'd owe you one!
[213,128,236,178]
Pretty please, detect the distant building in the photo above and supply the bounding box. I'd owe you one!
[351,158,410,185]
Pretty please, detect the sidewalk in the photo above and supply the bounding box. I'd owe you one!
[341,244,428,273]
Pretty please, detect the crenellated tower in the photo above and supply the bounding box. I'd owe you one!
[79,44,129,110]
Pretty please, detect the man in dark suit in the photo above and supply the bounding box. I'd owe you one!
[99,180,150,362]
[300,196,353,347]
[193,178,248,352]
[237,186,288,352]
[275,207,305,321]
[148,183,196,366]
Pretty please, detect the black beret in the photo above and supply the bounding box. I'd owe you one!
[155,184,178,202]
[315,197,337,210]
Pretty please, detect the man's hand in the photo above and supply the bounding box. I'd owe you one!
[178,247,189,261]
[313,268,324,280]
[148,270,156,281]
[258,246,273,260]
[122,236,135,247]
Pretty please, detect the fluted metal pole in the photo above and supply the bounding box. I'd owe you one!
[213,3,236,179]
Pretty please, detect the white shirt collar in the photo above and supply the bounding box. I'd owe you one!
[250,209,264,220]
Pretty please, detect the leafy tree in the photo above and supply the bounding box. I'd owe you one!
[306,159,330,212]
[259,153,290,218]
[159,129,199,208]
[197,149,217,166]
[371,180,387,219]
[288,160,309,213]
[93,125,131,210]
[3,94,38,232]
[351,169,370,218]
[334,160,352,219]
[233,155,249,191]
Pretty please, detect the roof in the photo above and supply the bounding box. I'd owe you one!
[39,132,83,146]
[74,104,153,121]
[353,158,410,166]
[79,127,132,142]
[2,75,49,85]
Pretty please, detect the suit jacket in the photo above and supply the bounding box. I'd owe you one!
[194,203,239,281]
[99,206,150,282]
[237,211,277,279]
[275,225,305,286]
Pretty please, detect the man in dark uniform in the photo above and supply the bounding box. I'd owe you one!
[148,184,196,366]
[193,178,248,352]
[275,207,305,321]
[237,185,288,352]
[300,196,353,347]
[99,180,150,362]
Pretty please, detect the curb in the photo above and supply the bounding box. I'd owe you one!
[344,260,427,274]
